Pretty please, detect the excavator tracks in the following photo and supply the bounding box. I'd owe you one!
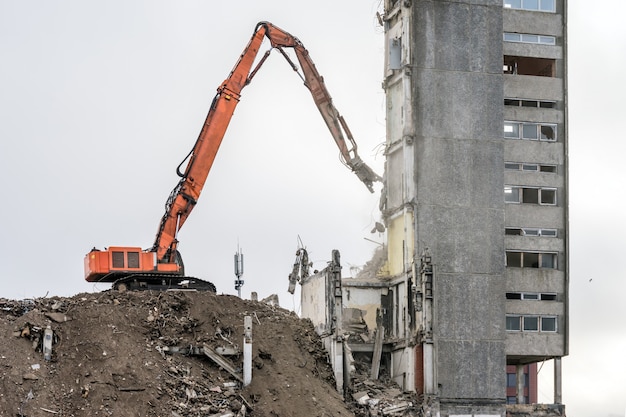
[112,274,216,293]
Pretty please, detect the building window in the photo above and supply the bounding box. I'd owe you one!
[505,186,557,205]
[506,315,521,331]
[505,98,557,108]
[505,162,557,173]
[505,227,558,237]
[506,292,559,301]
[504,122,557,141]
[523,316,539,331]
[503,0,555,12]
[504,33,556,45]
[504,56,556,77]
[540,293,557,301]
[507,373,517,387]
[507,315,558,332]
[541,316,558,332]
[506,251,558,269]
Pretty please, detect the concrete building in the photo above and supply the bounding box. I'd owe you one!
[300,1,568,416]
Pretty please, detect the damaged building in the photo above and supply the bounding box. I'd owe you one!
[298,1,568,416]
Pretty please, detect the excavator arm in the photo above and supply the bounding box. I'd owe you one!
[152,21,381,264]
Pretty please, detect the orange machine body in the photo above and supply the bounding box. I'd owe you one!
[84,247,180,283]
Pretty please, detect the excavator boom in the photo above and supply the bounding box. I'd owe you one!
[84,21,381,290]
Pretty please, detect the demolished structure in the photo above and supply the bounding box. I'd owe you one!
[299,1,569,417]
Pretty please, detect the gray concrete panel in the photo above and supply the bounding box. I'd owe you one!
[505,236,565,252]
[504,107,564,124]
[504,171,564,188]
[506,269,565,293]
[435,273,505,340]
[437,340,506,399]
[412,1,503,73]
[414,70,503,140]
[503,140,564,164]
[504,75,563,100]
[504,43,563,60]
[416,138,504,207]
[416,205,505,275]
[506,300,565,316]
[503,10,564,37]
[505,205,565,228]
[506,333,565,356]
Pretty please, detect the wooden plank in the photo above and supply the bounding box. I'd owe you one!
[202,344,243,383]
[370,323,384,380]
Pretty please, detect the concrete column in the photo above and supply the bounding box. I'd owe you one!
[243,316,252,386]
[516,364,525,404]
[424,342,435,394]
[554,357,562,404]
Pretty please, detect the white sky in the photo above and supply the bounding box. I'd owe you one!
[0,1,624,416]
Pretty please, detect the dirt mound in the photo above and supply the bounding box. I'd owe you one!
[0,291,354,416]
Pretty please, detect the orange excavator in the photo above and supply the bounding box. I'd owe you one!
[84,21,381,292]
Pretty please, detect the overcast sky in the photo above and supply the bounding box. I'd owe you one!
[0,1,624,416]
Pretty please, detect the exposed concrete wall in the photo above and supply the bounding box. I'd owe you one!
[300,271,329,334]
[404,0,506,410]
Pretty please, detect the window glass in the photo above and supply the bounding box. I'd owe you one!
[540,124,556,141]
[540,188,556,205]
[521,100,538,107]
[506,251,522,267]
[504,33,521,42]
[541,253,557,269]
[540,165,557,173]
[521,34,539,43]
[523,316,539,331]
[522,164,538,171]
[506,315,521,330]
[539,100,556,108]
[541,316,557,332]
[506,292,522,299]
[504,0,522,8]
[522,188,539,204]
[524,0,539,9]
[540,36,556,45]
[505,228,523,236]
[504,122,520,138]
[540,0,555,11]
[505,162,520,170]
[523,228,539,236]
[504,98,521,106]
[522,293,539,300]
[523,252,539,268]
[541,293,557,301]
[507,373,517,387]
[541,229,557,237]
[523,124,538,140]
[505,186,520,203]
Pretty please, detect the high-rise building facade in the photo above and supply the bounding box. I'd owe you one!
[380,0,568,415]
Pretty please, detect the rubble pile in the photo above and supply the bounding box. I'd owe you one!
[347,354,420,417]
[0,292,353,416]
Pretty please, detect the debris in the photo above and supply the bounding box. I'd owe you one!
[43,326,53,361]
[44,312,71,323]
[23,373,39,381]
[203,344,243,383]
[352,391,370,405]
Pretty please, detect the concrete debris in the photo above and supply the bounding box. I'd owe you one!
[44,312,71,323]
[260,293,280,307]
[349,353,420,416]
